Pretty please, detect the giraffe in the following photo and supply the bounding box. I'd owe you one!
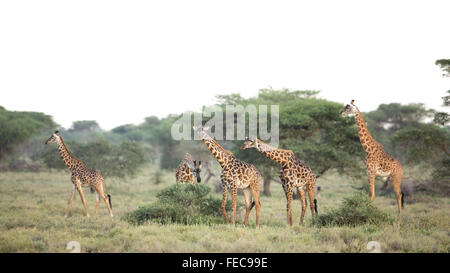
[45,131,113,217]
[193,126,262,227]
[175,153,202,184]
[340,100,404,213]
[241,136,317,226]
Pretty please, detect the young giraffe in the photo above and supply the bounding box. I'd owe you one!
[241,136,317,226]
[340,100,404,213]
[175,153,202,184]
[45,131,113,217]
[193,126,262,227]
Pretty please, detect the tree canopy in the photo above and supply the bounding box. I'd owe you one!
[217,88,365,194]
[0,106,55,162]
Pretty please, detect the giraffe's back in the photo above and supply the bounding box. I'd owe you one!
[72,167,104,187]
[280,154,316,189]
[222,158,262,190]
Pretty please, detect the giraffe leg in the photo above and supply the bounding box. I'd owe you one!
[76,185,90,217]
[94,193,100,216]
[242,187,252,227]
[285,186,294,226]
[65,185,76,217]
[298,188,307,225]
[391,169,403,214]
[231,188,237,226]
[97,184,113,217]
[251,183,261,228]
[368,173,376,201]
[307,184,316,217]
[102,193,113,217]
[221,186,229,224]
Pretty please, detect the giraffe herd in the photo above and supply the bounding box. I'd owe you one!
[45,100,404,227]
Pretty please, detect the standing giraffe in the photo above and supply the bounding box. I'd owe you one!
[340,100,404,213]
[193,126,262,227]
[175,153,202,183]
[241,136,317,226]
[45,131,113,217]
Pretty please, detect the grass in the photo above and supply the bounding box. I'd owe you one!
[0,165,449,253]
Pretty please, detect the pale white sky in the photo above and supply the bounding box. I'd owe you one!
[0,0,449,130]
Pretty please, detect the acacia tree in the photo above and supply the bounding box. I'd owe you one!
[363,103,434,158]
[217,88,364,196]
[69,120,101,132]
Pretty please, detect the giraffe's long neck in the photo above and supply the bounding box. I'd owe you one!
[354,109,380,155]
[255,139,290,165]
[200,133,233,169]
[56,137,83,171]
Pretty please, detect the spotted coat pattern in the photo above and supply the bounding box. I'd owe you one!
[45,131,113,217]
[340,101,404,213]
[175,153,202,183]
[241,137,317,226]
[195,126,262,227]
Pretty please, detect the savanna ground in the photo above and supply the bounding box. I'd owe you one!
[0,165,448,253]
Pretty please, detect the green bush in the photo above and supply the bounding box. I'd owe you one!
[314,191,392,227]
[123,184,242,225]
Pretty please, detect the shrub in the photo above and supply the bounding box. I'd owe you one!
[314,191,392,227]
[123,184,242,225]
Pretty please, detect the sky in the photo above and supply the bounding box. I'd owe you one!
[0,0,449,130]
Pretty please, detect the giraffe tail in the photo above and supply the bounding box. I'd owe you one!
[250,201,256,210]
[314,198,318,214]
[107,194,112,209]
[401,192,404,209]
[102,179,112,209]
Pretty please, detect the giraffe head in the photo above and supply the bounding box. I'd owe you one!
[340,100,358,117]
[193,125,210,139]
[240,136,258,150]
[192,160,202,183]
[45,131,61,144]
